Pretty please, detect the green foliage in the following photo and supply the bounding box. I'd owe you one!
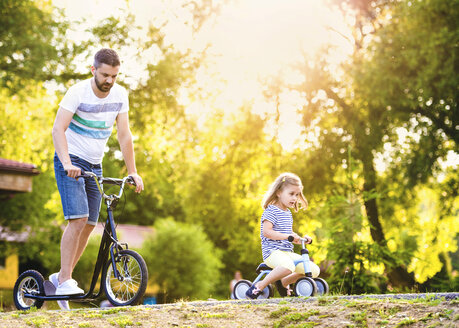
[0,0,78,92]
[358,0,458,186]
[0,85,61,272]
[178,107,298,295]
[356,0,459,289]
[141,218,222,302]
[313,169,388,294]
[272,0,458,290]
[0,0,56,91]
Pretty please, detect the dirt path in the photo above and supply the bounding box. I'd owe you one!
[1,293,458,327]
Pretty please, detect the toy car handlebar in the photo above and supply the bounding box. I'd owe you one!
[288,235,313,244]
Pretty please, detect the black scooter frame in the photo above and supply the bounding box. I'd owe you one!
[24,177,128,302]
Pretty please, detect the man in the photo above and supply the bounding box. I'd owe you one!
[52,48,143,309]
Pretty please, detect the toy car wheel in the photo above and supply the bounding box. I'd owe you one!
[258,284,273,299]
[313,278,329,295]
[13,270,45,310]
[294,277,318,297]
[268,284,275,297]
[232,279,252,299]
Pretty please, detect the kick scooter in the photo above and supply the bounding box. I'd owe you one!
[13,172,148,310]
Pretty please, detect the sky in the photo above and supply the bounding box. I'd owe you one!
[52,0,353,150]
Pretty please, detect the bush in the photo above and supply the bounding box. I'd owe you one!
[141,218,222,303]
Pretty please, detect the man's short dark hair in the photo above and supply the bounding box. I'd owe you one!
[93,48,120,68]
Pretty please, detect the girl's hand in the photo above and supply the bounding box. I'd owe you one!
[303,235,313,244]
[291,232,301,244]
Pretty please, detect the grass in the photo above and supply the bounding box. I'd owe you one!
[272,310,320,328]
[108,314,133,328]
[395,317,417,327]
[349,311,368,328]
[269,306,293,318]
[200,312,232,318]
[82,311,103,318]
[377,305,401,319]
[24,315,49,327]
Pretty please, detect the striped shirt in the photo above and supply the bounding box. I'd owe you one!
[260,205,293,260]
[59,79,129,164]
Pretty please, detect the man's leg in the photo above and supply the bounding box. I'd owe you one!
[59,217,88,284]
[71,223,95,271]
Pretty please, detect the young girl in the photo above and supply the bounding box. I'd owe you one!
[246,172,320,299]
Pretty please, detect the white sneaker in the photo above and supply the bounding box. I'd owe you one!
[55,278,84,296]
[49,273,70,310]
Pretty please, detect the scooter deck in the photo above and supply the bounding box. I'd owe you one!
[44,280,56,296]
[25,280,96,301]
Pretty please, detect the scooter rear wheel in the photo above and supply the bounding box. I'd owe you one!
[13,270,45,310]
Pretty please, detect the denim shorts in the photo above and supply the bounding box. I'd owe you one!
[54,153,103,225]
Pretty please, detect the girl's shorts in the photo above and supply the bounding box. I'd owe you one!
[264,250,320,277]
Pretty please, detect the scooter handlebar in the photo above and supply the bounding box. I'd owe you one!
[64,170,136,186]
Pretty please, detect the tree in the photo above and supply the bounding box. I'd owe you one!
[0,0,82,92]
[354,0,459,287]
[179,107,297,290]
[275,0,458,289]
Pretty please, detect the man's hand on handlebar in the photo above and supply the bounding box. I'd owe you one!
[128,173,144,193]
[63,164,81,179]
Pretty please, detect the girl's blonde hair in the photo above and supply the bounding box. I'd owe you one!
[262,172,308,212]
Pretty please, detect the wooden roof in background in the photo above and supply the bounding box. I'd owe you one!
[0,158,40,193]
[0,158,40,175]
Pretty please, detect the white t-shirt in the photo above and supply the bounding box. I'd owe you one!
[59,79,129,164]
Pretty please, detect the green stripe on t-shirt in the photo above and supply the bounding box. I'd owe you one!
[73,114,108,129]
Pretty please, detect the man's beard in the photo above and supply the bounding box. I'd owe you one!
[94,75,113,92]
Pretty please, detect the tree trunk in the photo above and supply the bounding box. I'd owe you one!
[361,152,416,288]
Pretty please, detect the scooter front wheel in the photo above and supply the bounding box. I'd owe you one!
[102,249,148,306]
[13,270,45,310]
[294,277,318,297]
